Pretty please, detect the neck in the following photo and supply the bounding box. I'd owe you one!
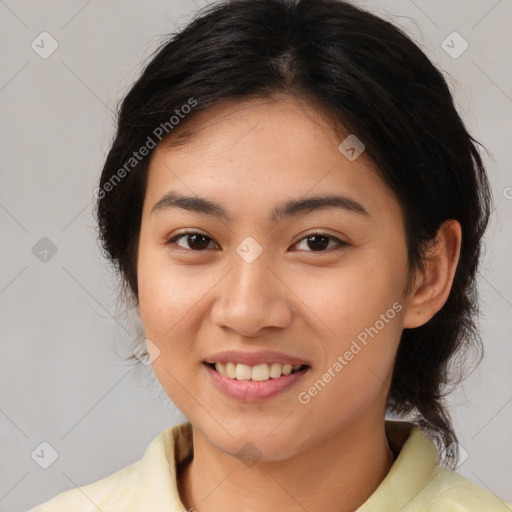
[178,415,395,512]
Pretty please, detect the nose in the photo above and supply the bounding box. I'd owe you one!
[210,252,293,337]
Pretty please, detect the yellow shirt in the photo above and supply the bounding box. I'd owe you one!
[27,420,510,511]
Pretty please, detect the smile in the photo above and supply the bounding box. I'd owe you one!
[203,362,311,402]
[207,361,306,381]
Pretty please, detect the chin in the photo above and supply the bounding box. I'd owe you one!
[198,418,309,463]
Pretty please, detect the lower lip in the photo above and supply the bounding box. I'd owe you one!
[204,363,310,402]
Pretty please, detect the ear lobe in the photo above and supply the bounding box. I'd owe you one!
[403,220,462,329]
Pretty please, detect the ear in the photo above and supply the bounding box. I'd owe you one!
[403,220,462,329]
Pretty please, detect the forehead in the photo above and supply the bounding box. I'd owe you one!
[143,95,399,222]
[163,94,342,149]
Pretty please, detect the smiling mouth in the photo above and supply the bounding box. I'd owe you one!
[204,362,310,382]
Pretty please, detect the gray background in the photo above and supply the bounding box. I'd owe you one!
[0,0,510,510]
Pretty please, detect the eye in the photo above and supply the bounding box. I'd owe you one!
[165,231,218,251]
[165,230,347,253]
[292,232,347,252]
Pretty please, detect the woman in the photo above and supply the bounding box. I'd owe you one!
[28,0,510,510]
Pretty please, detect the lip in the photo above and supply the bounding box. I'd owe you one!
[204,362,310,402]
[203,349,311,367]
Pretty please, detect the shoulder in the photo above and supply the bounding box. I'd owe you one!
[358,421,511,511]
[25,461,139,512]
[26,422,193,512]
[413,465,512,511]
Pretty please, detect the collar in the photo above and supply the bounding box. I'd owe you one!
[136,419,438,511]
[356,420,439,510]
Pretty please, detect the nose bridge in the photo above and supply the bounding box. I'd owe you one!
[228,234,274,299]
[211,243,292,335]
[231,249,271,302]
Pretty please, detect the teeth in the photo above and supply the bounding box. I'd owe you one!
[252,363,270,381]
[282,364,293,376]
[235,363,252,380]
[269,362,283,379]
[213,362,303,381]
[226,362,236,379]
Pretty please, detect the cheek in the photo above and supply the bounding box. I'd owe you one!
[296,289,404,433]
[290,256,405,343]
[136,243,199,377]
[137,248,207,408]
[291,247,406,394]
[137,241,202,335]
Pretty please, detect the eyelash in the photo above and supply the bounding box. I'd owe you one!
[165,230,347,253]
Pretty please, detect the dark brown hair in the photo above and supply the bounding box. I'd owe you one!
[95,0,492,467]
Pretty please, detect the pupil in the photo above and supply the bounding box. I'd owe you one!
[308,235,328,251]
[189,234,209,250]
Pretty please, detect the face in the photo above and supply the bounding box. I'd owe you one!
[137,95,411,461]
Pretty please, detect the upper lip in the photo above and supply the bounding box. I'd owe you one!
[204,349,311,367]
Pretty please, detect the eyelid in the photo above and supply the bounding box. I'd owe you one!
[294,228,345,243]
[167,227,210,239]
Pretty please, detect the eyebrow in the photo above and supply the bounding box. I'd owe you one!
[150,191,369,223]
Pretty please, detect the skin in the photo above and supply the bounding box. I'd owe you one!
[137,94,461,512]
